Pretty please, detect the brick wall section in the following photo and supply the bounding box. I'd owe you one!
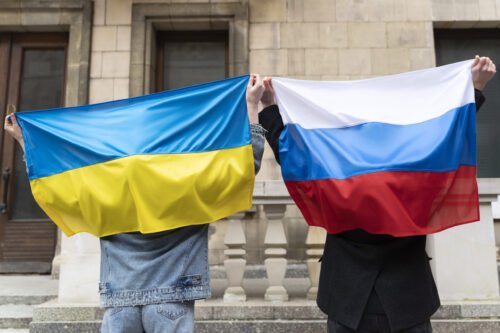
[248,0,439,81]
[89,0,132,104]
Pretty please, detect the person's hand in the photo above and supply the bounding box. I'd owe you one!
[472,55,496,91]
[261,77,276,109]
[4,114,25,152]
[246,74,264,123]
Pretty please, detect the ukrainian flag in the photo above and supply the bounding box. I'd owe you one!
[16,76,254,237]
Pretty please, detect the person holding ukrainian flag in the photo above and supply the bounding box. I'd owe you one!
[5,74,268,333]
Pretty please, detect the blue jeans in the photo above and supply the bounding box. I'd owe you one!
[101,301,194,333]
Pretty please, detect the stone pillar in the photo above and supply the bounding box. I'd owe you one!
[58,233,100,304]
[306,226,326,300]
[50,229,63,279]
[223,213,247,302]
[263,204,289,302]
[428,193,499,300]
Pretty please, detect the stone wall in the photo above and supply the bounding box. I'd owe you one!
[89,0,132,104]
[85,0,500,265]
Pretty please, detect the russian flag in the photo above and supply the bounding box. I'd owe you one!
[274,60,479,236]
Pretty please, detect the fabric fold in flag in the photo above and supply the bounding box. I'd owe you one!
[274,60,479,236]
[16,76,254,237]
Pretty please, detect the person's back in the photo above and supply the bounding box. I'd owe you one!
[257,56,496,333]
[5,74,269,333]
[319,231,437,332]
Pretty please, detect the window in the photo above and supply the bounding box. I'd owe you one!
[155,31,228,91]
[130,2,248,96]
[434,29,500,177]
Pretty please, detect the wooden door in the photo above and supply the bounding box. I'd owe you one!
[0,33,67,273]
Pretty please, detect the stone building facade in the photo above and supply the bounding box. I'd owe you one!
[0,1,500,330]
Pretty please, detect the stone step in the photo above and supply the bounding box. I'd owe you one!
[30,299,500,332]
[196,320,326,333]
[0,330,29,333]
[0,296,55,307]
[30,321,101,333]
[432,319,500,333]
[0,276,58,307]
[32,299,500,321]
[0,305,32,329]
[196,320,500,333]
[28,319,500,333]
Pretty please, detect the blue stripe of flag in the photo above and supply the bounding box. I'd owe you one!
[279,103,476,181]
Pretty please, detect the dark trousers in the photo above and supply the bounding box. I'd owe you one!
[328,315,432,333]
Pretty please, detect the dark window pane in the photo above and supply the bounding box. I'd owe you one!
[163,40,226,90]
[19,49,65,111]
[12,145,48,220]
[435,29,500,177]
[11,49,65,220]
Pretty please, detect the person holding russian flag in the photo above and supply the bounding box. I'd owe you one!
[258,56,496,333]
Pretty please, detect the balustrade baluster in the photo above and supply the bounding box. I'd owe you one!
[223,212,247,302]
[263,204,289,302]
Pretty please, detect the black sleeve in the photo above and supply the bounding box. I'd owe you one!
[475,89,485,111]
[258,104,283,165]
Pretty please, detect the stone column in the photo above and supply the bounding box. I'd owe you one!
[428,188,499,300]
[306,226,326,300]
[58,233,100,304]
[50,229,63,279]
[223,213,247,302]
[263,204,289,302]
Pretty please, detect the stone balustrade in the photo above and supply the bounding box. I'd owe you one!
[55,180,499,306]
[217,179,500,303]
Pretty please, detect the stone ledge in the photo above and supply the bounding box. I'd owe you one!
[0,304,32,329]
[29,319,500,333]
[30,300,500,333]
[432,319,500,333]
[30,321,101,333]
[435,301,500,319]
[195,320,326,333]
[33,299,500,321]
[0,296,56,306]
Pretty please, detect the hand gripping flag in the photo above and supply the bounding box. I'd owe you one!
[16,76,254,237]
[274,60,479,236]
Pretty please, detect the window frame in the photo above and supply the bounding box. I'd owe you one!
[130,2,248,97]
[155,30,229,92]
[434,28,500,178]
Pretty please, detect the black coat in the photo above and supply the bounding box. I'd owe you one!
[258,90,485,331]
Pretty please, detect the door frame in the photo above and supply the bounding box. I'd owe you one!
[0,32,68,273]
